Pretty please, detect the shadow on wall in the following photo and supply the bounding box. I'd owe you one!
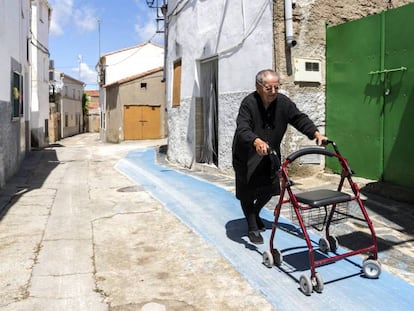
[0,148,60,220]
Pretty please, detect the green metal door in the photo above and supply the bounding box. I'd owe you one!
[326,3,414,188]
[326,14,383,180]
[382,4,414,186]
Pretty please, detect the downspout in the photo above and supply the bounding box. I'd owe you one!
[285,0,297,47]
[161,0,168,82]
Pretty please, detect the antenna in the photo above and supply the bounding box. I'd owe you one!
[145,0,167,33]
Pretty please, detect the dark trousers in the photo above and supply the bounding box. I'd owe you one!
[240,194,272,231]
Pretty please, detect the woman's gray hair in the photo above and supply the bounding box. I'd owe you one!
[255,69,279,84]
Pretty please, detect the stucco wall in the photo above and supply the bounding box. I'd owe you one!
[105,70,167,143]
[166,0,414,176]
[166,0,274,171]
[0,0,30,187]
[30,0,50,148]
[0,102,25,187]
[103,44,164,86]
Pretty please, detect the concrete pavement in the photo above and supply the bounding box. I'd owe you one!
[1,133,413,310]
[0,133,273,310]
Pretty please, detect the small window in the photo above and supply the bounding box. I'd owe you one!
[65,113,69,127]
[305,62,319,72]
[172,59,182,107]
[141,82,147,89]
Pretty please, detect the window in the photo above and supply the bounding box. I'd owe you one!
[305,62,320,72]
[12,72,23,118]
[65,113,68,127]
[172,59,182,107]
[141,82,147,89]
[72,89,75,99]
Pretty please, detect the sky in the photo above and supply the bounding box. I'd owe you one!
[48,0,164,90]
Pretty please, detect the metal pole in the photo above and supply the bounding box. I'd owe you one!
[98,18,101,57]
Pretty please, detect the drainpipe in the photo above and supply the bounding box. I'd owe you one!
[161,1,168,82]
[285,0,297,47]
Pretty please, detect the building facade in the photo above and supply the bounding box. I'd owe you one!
[0,0,31,187]
[104,67,166,143]
[165,0,273,172]
[84,90,100,133]
[165,0,414,178]
[60,75,84,138]
[30,0,52,148]
[97,42,165,142]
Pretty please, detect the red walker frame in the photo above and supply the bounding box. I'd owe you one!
[263,140,381,295]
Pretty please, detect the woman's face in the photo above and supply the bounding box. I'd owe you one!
[256,74,279,106]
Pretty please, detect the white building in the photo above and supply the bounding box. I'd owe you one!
[60,74,84,138]
[97,42,164,142]
[165,0,274,173]
[30,0,52,148]
[0,0,31,187]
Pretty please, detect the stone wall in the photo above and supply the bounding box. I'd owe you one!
[0,101,25,187]
[271,0,413,174]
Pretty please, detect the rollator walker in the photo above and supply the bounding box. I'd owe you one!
[262,140,381,295]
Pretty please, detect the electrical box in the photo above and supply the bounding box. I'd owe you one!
[294,58,322,83]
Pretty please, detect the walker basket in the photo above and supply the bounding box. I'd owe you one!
[290,201,349,231]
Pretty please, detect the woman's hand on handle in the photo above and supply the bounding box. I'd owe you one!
[314,131,328,146]
[253,138,269,156]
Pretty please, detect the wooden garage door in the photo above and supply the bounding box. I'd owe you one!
[124,105,160,140]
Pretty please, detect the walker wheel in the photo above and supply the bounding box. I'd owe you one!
[328,235,338,252]
[362,259,381,279]
[299,274,313,296]
[273,248,283,267]
[319,237,329,253]
[263,250,274,268]
[312,273,324,293]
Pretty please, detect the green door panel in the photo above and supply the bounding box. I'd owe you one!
[326,14,383,179]
[326,2,414,189]
[383,3,414,186]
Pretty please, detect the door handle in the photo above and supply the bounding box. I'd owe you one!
[368,66,407,75]
[368,67,407,96]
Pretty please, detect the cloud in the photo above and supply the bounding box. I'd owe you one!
[71,62,98,87]
[73,6,98,32]
[134,12,163,44]
[49,0,74,36]
[49,0,97,36]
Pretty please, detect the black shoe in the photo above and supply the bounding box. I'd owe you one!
[256,217,266,232]
[248,230,264,244]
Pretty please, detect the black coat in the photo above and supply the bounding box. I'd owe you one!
[232,91,318,201]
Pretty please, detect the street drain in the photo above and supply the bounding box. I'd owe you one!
[117,186,141,192]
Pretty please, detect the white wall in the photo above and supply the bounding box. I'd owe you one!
[103,43,164,85]
[100,42,164,142]
[166,0,273,171]
[0,0,30,187]
[61,77,84,138]
[30,0,51,148]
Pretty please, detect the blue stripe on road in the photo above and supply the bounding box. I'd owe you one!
[116,148,414,311]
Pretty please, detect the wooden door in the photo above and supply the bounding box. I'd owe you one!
[124,105,160,140]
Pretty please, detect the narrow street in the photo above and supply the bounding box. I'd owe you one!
[1,133,414,310]
[0,133,273,310]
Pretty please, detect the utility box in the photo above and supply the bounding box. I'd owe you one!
[294,58,322,83]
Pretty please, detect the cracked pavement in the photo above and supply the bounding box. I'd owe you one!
[0,133,273,311]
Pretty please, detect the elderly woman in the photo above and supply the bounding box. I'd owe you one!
[232,69,326,244]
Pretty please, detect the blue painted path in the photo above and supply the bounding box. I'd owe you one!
[115,148,414,311]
